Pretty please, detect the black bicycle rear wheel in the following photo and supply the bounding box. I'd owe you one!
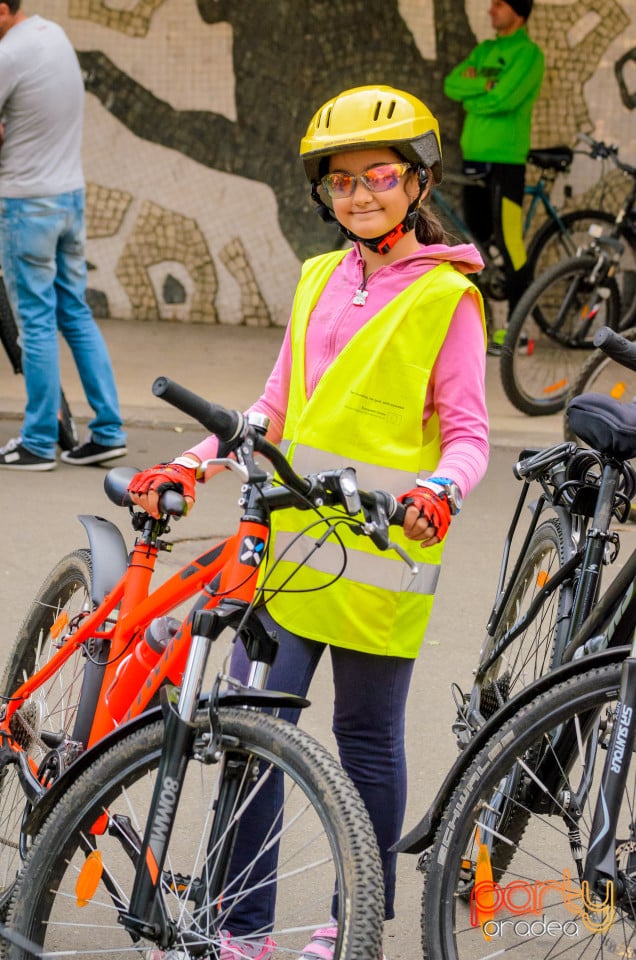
[501,254,621,415]
[7,707,384,960]
[422,662,627,960]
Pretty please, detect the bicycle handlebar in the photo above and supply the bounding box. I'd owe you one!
[576,132,636,177]
[152,376,244,443]
[148,377,407,530]
[593,326,636,371]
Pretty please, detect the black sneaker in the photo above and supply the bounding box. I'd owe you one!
[0,437,56,471]
[60,440,127,466]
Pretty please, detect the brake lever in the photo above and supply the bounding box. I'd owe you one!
[360,498,419,575]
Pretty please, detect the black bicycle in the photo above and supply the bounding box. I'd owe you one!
[500,138,636,416]
[0,270,78,451]
[409,327,636,958]
[431,138,622,336]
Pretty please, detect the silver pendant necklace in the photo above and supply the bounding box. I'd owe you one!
[352,283,368,306]
[352,271,370,306]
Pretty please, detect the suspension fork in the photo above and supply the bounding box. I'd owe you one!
[583,652,636,900]
[119,607,227,945]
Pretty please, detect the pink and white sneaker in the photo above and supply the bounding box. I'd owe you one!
[219,929,277,959]
[300,925,387,960]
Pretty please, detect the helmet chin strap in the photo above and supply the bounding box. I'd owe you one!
[310,167,428,256]
[338,207,418,255]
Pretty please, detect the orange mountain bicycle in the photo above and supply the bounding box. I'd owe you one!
[0,377,413,958]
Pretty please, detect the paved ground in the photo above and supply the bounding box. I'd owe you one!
[0,319,575,958]
[0,317,566,448]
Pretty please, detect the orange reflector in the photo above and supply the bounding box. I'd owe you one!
[543,379,567,395]
[50,612,69,640]
[474,844,495,941]
[75,849,103,907]
[536,570,549,588]
[610,382,626,400]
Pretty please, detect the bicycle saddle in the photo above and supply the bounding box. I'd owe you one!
[566,392,636,459]
[527,146,573,171]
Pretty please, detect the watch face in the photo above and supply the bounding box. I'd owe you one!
[447,483,462,514]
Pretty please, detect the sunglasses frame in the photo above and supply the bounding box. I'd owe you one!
[320,162,414,200]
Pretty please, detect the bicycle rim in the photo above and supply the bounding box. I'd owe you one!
[501,256,621,415]
[423,662,633,959]
[564,325,636,442]
[7,708,384,960]
[0,551,93,909]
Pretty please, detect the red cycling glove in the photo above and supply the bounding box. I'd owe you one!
[128,461,198,504]
[398,486,452,543]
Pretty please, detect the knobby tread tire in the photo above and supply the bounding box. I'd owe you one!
[501,254,621,415]
[421,662,623,960]
[6,707,384,960]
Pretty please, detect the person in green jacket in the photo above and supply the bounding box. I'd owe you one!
[444,0,544,337]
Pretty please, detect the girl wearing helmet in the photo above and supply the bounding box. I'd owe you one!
[128,85,488,959]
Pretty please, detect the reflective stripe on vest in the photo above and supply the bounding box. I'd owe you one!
[264,253,485,658]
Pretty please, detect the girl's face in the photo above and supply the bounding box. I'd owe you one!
[325,147,420,240]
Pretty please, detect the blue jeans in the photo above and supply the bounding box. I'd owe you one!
[225,609,415,934]
[0,191,125,458]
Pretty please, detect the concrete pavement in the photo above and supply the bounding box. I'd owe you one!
[0,317,566,450]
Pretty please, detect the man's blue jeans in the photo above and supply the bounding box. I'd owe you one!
[0,190,125,458]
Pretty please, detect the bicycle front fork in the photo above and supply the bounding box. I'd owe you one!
[583,654,636,910]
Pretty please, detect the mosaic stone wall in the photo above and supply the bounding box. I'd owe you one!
[36,0,636,326]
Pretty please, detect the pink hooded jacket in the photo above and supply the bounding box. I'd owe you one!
[189,242,489,498]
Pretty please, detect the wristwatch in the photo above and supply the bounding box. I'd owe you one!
[416,476,463,515]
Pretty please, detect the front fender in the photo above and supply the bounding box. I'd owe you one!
[78,513,128,605]
[23,687,311,836]
[394,645,629,855]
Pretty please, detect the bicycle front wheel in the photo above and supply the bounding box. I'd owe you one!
[7,707,384,960]
[0,550,94,912]
[422,662,628,960]
[501,254,621,415]
[564,325,636,442]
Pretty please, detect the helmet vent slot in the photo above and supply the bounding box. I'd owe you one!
[373,101,382,122]
[387,100,396,119]
[325,107,332,128]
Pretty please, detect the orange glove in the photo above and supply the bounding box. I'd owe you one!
[128,461,197,516]
[398,486,451,543]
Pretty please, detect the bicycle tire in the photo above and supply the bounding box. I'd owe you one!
[0,276,21,374]
[501,254,621,415]
[0,550,93,913]
[57,390,79,451]
[7,706,384,960]
[563,325,636,443]
[451,519,576,892]
[422,661,626,959]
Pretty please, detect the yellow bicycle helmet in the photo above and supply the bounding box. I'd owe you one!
[300,84,442,186]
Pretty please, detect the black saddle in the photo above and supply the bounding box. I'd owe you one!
[566,393,636,460]
[527,146,574,172]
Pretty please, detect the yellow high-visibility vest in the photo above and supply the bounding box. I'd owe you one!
[263,250,485,658]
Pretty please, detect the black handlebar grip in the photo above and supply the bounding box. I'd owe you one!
[391,501,407,526]
[593,327,636,372]
[152,377,243,442]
